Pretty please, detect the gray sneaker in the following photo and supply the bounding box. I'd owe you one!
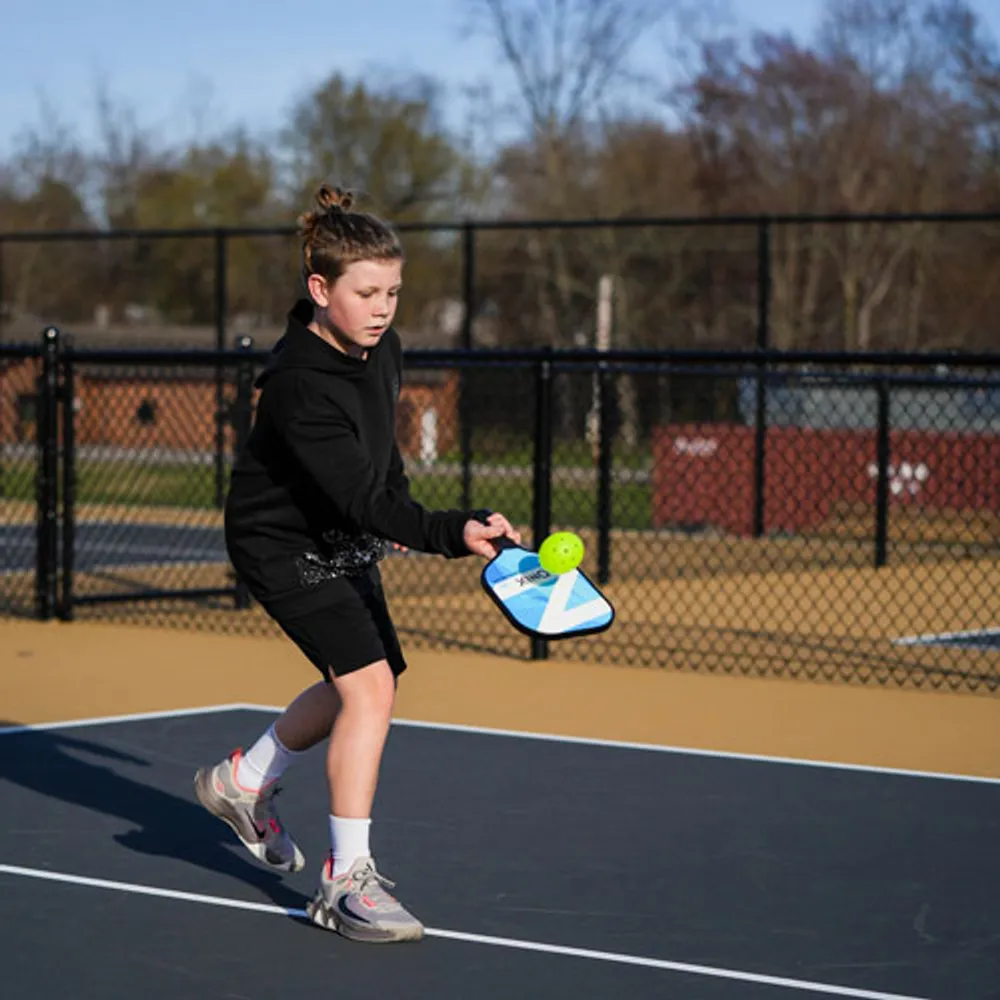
[307,855,424,943]
[194,749,305,873]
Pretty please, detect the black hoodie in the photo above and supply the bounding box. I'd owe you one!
[224,300,476,609]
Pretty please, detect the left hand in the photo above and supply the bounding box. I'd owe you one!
[463,512,521,559]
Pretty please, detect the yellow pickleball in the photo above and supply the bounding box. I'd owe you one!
[538,532,585,575]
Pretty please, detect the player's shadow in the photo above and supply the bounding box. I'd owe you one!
[0,722,310,913]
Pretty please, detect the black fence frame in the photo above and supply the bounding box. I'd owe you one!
[5,210,1000,349]
[3,326,998,661]
[4,210,1000,523]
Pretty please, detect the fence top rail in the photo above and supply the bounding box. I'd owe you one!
[16,341,1000,370]
[0,344,42,360]
[18,356,1000,391]
[3,209,1000,242]
[403,347,1000,369]
[550,365,1000,390]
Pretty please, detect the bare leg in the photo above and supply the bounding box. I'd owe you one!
[303,661,424,942]
[326,660,396,817]
[273,681,341,752]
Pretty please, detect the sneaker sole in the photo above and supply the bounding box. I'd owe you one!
[193,769,305,874]
[306,896,424,943]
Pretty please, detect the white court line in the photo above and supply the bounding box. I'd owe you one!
[0,863,930,1000]
[243,704,1000,786]
[0,703,251,736]
[3,702,998,787]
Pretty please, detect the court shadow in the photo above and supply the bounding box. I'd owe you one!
[0,723,311,913]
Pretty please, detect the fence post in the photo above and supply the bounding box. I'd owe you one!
[531,351,554,661]
[874,378,891,568]
[214,229,228,509]
[596,364,614,585]
[233,335,254,610]
[752,216,771,538]
[59,348,76,621]
[459,222,476,510]
[36,326,60,621]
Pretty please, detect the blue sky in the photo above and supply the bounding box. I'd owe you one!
[1,0,999,159]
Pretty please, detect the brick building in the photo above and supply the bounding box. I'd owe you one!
[1,319,459,463]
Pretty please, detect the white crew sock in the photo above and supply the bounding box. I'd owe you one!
[236,723,303,792]
[329,816,372,876]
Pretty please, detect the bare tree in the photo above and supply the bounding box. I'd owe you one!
[471,0,673,442]
[815,0,990,349]
[470,0,671,286]
[471,0,667,136]
[680,2,990,351]
[1,94,95,324]
[93,81,160,229]
[282,73,471,222]
[816,0,930,88]
[926,0,1000,196]
[281,73,482,336]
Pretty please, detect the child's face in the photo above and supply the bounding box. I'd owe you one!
[309,259,403,355]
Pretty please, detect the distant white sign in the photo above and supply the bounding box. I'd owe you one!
[673,437,719,457]
[866,461,931,497]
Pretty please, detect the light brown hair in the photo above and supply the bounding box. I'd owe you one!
[298,184,404,287]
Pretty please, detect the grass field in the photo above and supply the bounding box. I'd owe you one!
[0,456,654,530]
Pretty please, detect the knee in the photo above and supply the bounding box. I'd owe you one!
[335,660,396,720]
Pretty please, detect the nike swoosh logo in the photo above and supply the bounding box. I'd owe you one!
[246,813,267,839]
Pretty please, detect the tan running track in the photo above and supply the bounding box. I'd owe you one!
[1,618,998,780]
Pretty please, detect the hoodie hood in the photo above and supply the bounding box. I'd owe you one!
[256,299,388,388]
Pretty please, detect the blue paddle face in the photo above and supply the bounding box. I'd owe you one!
[481,546,614,639]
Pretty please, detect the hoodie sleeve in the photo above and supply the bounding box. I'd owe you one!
[385,332,412,500]
[385,442,412,502]
[268,373,471,557]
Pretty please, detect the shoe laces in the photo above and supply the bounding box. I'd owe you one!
[254,785,286,835]
[353,859,398,906]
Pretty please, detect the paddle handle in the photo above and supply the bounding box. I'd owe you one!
[471,509,527,555]
[491,536,521,551]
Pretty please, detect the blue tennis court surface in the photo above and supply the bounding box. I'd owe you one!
[0,706,998,1000]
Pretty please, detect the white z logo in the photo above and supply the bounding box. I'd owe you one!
[536,572,608,635]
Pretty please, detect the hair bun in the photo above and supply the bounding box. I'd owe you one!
[297,182,402,285]
[315,184,354,214]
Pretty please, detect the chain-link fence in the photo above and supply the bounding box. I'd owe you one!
[4,212,1000,356]
[0,340,41,617]
[1,330,998,693]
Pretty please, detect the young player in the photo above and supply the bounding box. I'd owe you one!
[195,184,519,942]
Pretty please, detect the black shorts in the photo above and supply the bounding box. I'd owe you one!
[260,569,407,682]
